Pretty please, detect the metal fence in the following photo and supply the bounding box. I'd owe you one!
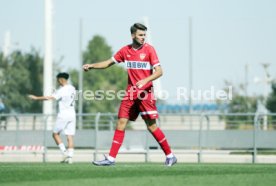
[0,112,276,163]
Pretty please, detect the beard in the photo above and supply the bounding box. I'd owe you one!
[133,38,144,46]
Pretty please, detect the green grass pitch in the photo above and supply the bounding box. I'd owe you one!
[1,163,276,186]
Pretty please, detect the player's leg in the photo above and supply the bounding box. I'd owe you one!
[93,118,129,166]
[110,118,128,155]
[93,99,138,166]
[63,119,76,164]
[53,117,67,157]
[139,94,177,166]
[145,119,172,156]
[145,119,177,166]
[67,135,74,150]
[108,118,128,160]
[52,132,68,162]
[52,132,66,153]
[65,135,74,164]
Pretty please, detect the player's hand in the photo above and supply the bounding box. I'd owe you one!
[136,79,148,89]
[28,95,37,100]
[83,64,92,71]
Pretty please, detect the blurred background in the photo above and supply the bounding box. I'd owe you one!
[1,0,276,114]
[0,0,276,163]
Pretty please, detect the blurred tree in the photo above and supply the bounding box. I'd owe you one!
[220,80,258,129]
[228,95,257,113]
[219,80,257,113]
[267,82,276,113]
[266,82,276,127]
[0,49,43,113]
[70,35,127,113]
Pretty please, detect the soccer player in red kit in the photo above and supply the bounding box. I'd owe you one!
[83,23,177,166]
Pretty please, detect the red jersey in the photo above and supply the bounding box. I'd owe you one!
[112,43,160,93]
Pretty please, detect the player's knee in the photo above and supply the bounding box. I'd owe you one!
[147,124,157,132]
[145,119,157,132]
[67,135,73,141]
[52,133,58,138]
[116,119,127,130]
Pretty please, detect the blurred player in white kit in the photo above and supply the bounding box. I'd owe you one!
[29,72,76,164]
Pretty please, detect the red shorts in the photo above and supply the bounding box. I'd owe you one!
[118,92,159,121]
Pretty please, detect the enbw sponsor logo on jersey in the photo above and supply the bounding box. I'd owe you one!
[126,61,150,70]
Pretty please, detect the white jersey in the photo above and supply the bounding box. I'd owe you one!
[52,84,76,116]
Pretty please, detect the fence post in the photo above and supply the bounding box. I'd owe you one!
[157,117,162,128]
[43,115,49,163]
[145,131,149,163]
[32,115,37,130]
[94,112,101,161]
[253,113,259,164]
[198,113,204,163]
[206,115,210,131]
[14,116,19,148]
[109,113,114,131]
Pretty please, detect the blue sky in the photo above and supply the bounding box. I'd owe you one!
[0,0,276,103]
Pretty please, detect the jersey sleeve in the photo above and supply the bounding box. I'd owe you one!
[52,89,62,100]
[149,46,160,67]
[112,47,125,64]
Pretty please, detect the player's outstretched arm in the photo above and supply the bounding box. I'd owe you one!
[136,65,163,88]
[83,58,115,71]
[28,95,54,101]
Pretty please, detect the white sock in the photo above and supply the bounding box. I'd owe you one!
[68,148,74,158]
[58,143,67,156]
[166,153,174,158]
[107,156,115,162]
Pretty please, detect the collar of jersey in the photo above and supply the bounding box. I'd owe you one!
[131,43,145,51]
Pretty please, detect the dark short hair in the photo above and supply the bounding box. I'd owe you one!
[56,72,69,80]
[130,23,147,34]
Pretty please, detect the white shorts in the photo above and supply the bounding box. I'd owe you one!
[53,114,76,135]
